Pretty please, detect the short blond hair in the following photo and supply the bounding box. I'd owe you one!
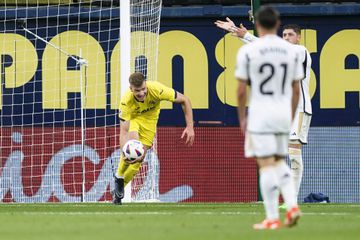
[129,72,145,87]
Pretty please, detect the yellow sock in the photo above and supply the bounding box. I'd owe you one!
[116,155,130,178]
[116,155,142,186]
[123,162,142,186]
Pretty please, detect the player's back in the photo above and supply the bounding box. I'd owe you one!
[241,34,302,133]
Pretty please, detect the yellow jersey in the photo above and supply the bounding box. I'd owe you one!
[118,81,176,121]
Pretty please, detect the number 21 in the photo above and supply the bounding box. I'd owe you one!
[259,63,288,95]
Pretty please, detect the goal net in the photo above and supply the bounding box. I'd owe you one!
[121,0,162,202]
[0,0,162,203]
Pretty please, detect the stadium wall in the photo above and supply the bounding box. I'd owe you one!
[0,4,359,202]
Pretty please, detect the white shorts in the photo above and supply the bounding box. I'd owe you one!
[245,132,289,158]
[289,111,312,144]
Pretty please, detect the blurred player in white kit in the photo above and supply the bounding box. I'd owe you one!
[234,6,303,229]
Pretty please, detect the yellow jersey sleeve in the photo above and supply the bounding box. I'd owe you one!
[152,81,177,102]
[118,91,132,121]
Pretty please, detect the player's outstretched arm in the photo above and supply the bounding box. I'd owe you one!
[237,80,247,134]
[214,17,236,32]
[291,81,300,120]
[174,92,195,146]
[215,17,256,44]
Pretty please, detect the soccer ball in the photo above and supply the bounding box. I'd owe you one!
[122,140,145,161]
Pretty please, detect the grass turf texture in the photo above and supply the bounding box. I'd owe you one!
[0,203,359,240]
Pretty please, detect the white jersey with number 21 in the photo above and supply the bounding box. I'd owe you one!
[235,34,304,134]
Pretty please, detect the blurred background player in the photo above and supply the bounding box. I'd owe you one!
[235,6,303,229]
[215,18,312,204]
[113,72,195,204]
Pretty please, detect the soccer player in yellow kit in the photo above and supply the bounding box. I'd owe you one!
[113,72,195,204]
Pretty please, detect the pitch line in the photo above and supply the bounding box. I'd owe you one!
[1,211,356,217]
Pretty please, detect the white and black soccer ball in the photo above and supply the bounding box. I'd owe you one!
[122,140,145,161]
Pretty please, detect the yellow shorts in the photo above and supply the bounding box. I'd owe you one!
[129,117,157,147]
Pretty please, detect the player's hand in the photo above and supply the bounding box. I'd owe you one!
[122,154,133,164]
[124,154,145,164]
[214,17,236,32]
[240,118,247,135]
[215,18,248,38]
[181,126,195,146]
[231,23,248,38]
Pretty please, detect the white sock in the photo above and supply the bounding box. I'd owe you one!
[275,160,297,210]
[259,166,280,220]
[289,148,303,200]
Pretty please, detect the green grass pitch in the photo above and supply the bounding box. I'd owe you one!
[0,203,359,240]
